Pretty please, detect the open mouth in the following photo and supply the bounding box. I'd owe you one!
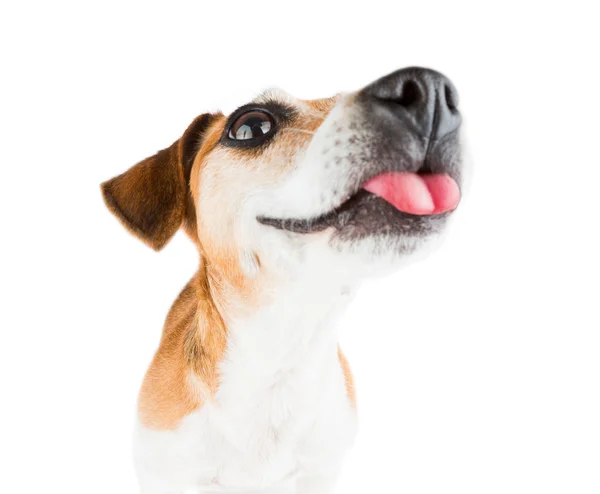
[257,172,461,235]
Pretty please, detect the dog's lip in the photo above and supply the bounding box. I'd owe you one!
[256,174,371,234]
[257,190,360,234]
[257,170,459,234]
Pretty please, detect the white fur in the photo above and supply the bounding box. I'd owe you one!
[134,252,358,494]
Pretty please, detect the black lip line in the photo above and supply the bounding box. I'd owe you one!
[257,166,458,234]
[257,188,451,234]
[257,189,365,234]
[256,166,395,234]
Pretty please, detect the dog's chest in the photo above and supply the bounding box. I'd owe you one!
[135,284,357,492]
[136,367,349,492]
[135,345,354,493]
[205,384,319,489]
[209,344,345,479]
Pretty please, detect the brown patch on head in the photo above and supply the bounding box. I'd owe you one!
[304,95,340,114]
[338,347,356,409]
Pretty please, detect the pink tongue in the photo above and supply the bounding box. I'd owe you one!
[362,172,460,215]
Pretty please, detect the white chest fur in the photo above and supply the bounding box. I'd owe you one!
[134,273,358,494]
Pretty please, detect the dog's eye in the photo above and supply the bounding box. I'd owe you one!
[228,111,273,140]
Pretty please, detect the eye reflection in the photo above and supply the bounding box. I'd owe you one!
[229,111,274,141]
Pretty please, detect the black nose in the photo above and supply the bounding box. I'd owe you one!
[361,67,461,141]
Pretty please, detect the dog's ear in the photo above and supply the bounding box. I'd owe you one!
[101,114,216,251]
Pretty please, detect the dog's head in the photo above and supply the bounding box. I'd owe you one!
[102,67,464,290]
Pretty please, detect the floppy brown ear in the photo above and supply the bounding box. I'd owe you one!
[101,114,215,251]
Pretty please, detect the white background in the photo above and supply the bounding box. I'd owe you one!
[1,1,599,493]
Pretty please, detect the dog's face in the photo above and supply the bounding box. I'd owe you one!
[102,67,464,292]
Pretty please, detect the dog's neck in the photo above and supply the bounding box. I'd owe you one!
[196,262,355,450]
[200,253,357,403]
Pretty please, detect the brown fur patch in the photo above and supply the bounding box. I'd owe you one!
[101,113,220,251]
[184,261,228,395]
[138,277,200,429]
[338,347,356,409]
[138,264,228,430]
[101,143,184,251]
[304,95,339,113]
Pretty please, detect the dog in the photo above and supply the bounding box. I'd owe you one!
[101,66,464,494]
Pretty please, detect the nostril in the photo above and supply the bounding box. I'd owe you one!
[444,84,458,112]
[394,80,421,107]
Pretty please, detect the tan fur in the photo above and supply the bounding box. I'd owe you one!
[103,94,355,430]
[303,95,339,113]
[338,348,356,409]
[138,263,228,430]
[138,276,202,429]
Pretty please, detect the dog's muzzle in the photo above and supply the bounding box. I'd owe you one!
[259,67,464,244]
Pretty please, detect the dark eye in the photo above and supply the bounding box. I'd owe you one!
[228,111,274,141]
